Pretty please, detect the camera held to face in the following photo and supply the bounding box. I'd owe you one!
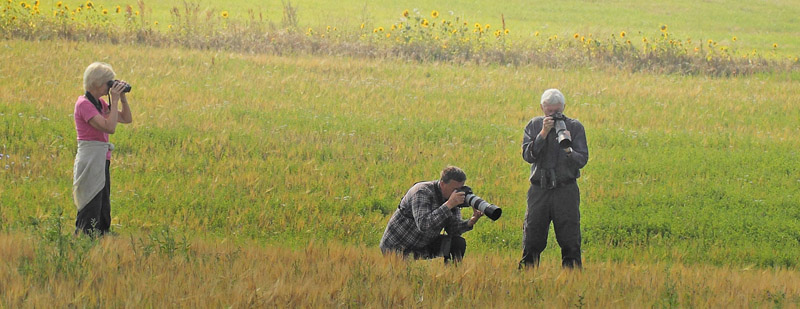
[107,79,132,93]
[455,186,502,221]
[551,112,571,148]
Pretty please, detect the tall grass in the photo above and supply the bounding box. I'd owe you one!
[2,230,799,307]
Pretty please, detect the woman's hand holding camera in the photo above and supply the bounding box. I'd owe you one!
[109,80,130,105]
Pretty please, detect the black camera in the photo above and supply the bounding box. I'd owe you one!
[551,112,571,148]
[107,79,132,93]
[456,186,502,221]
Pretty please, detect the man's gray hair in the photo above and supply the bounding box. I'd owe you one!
[540,88,565,107]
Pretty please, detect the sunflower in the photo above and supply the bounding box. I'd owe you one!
[402,9,409,18]
[221,11,228,18]
[772,43,778,48]
[56,1,62,7]
[574,33,579,39]
[620,31,626,38]
[85,0,92,9]
[504,29,509,35]
[660,24,667,32]
[421,19,429,27]
[115,5,120,13]
[102,8,107,14]
[377,26,384,32]
[732,36,737,42]
[154,21,158,25]
[431,10,438,18]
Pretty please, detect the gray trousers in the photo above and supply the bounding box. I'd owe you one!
[520,182,582,268]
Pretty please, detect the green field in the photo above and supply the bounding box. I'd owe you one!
[2,0,800,306]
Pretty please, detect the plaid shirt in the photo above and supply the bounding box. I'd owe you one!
[379,180,473,255]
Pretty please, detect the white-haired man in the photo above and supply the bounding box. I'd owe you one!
[520,89,589,269]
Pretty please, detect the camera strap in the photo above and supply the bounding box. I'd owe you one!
[84,91,104,113]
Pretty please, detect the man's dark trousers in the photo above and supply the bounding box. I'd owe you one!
[520,182,582,268]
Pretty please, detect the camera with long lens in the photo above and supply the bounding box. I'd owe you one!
[107,79,132,93]
[456,186,502,221]
[551,112,571,148]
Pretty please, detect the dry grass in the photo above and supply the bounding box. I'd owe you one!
[1,232,799,307]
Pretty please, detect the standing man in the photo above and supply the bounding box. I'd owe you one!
[380,166,484,263]
[520,89,589,269]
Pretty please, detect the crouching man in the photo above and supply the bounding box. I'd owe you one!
[380,166,483,263]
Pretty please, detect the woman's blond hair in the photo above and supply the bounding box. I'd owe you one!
[83,62,115,91]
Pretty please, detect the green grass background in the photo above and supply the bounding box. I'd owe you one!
[2,0,800,268]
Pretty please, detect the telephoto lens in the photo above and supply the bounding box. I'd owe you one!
[457,186,502,221]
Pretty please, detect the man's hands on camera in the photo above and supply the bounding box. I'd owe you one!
[540,116,554,138]
[468,209,483,227]
[445,191,466,209]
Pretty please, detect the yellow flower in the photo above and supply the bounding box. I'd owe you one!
[168,24,172,29]
[421,19,429,27]
[431,10,438,18]
[707,39,713,45]
[732,36,737,42]
[76,7,81,13]
[20,1,26,8]
[660,24,667,32]
[620,31,626,38]
[485,24,490,30]
[494,30,501,37]
[85,0,92,9]
[115,5,120,13]
[773,43,778,48]
[221,11,228,18]
[373,28,378,33]
[102,8,108,14]
[402,9,409,18]
[56,1,62,7]
[154,21,158,25]
[377,26,384,32]
[360,23,364,29]
[574,33,579,39]
[398,23,403,29]
[626,40,631,44]
[134,10,139,16]
[390,24,396,30]
[534,31,539,36]
[386,33,390,38]
[504,29,509,34]
[474,22,480,29]
[642,37,647,43]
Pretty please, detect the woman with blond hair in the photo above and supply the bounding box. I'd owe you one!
[73,62,132,236]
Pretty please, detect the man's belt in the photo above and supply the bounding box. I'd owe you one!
[531,178,576,189]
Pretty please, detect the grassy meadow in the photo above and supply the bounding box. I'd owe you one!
[2,0,800,307]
